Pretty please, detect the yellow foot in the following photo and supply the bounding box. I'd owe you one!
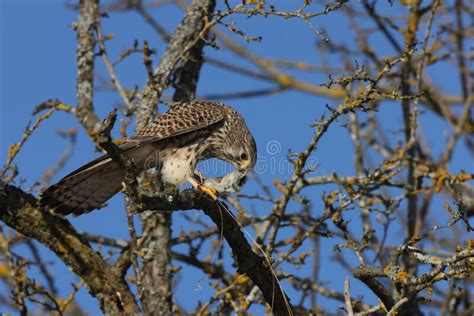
[187,177,219,201]
[197,184,219,201]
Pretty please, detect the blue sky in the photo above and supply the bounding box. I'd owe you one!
[1,0,471,314]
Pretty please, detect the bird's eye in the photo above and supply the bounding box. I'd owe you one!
[240,152,248,161]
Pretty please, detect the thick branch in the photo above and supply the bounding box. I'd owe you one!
[136,0,217,130]
[135,0,216,314]
[139,191,294,315]
[0,184,139,315]
[75,0,101,132]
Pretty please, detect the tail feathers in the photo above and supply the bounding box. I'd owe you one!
[40,159,123,216]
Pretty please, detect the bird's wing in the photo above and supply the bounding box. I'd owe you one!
[133,100,226,140]
[59,101,226,179]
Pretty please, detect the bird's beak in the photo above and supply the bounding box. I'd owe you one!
[240,159,251,172]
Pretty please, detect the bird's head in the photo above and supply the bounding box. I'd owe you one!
[221,132,257,173]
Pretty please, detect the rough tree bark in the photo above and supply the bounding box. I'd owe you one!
[0,185,140,314]
[137,1,216,314]
[74,0,100,133]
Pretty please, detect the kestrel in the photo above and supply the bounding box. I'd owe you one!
[40,100,257,216]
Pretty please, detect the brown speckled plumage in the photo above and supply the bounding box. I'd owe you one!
[40,100,257,216]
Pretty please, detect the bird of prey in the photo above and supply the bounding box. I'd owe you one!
[40,100,257,216]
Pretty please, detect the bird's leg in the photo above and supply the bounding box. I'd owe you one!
[195,170,207,183]
[187,177,218,201]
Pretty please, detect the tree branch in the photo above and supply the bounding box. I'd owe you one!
[136,0,217,130]
[139,192,294,315]
[0,184,139,314]
[74,0,101,134]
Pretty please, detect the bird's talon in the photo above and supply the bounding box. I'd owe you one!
[197,184,219,201]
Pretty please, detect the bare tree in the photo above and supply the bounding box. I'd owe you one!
[1,0,473,315]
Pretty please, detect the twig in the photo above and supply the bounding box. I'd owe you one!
[344,276,354,316]
[1,106,56,181]
[95,15,133,109]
